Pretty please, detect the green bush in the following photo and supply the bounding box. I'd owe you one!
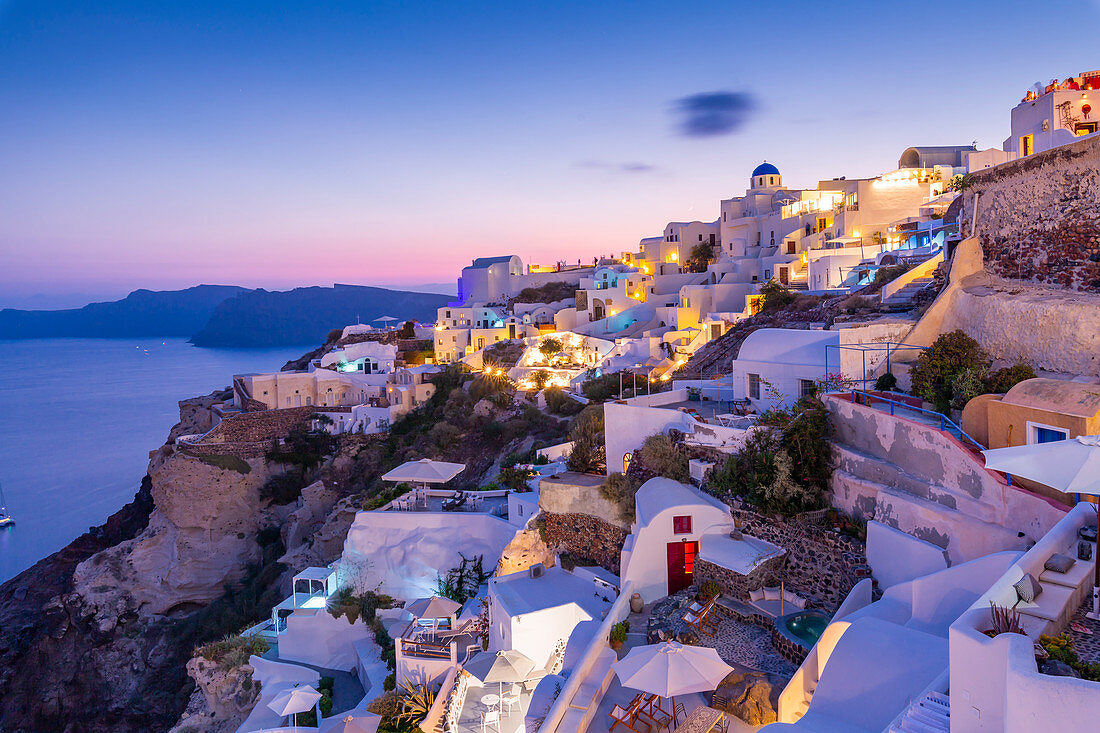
[434,554,491,605]
[545,386,584,416]
[984,362,1036,394]
[684,242,716,273]
[499,466,535,492]
[566,404,605,474]
[951,367,988,410]
[634,433,690,482]
[538,337,564,358]
[609,620,630,644]
[708,393,832,516]
[600,472,642,521]
[758,280,795,313]
[581,373,620,402]
[195,634,270,669]
[698,580,720,602]
[260,471,310,505]
[873,372,898,392]
[909,330,990,413]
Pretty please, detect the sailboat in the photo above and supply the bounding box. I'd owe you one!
[0,482,13,527]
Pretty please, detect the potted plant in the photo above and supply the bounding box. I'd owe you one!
[698,580,720,603]
[609,620,630,650]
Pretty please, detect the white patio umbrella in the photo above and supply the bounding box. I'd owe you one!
[464,649,537,702]
[406,595,461,620]
[373,315,401,325]
[267,684,322,727]
[406,595,461,639]
[318,710,383,733]
[612,641,734,720]
[381,459,466,484]
[982,435,1100,617]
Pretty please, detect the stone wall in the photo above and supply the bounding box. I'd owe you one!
[537,472,629,530]
[540,513,628,575]
[200,405,316,444]
[960,135,1099,292]
[694,508,869,611]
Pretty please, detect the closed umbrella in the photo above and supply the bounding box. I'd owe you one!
[318,710,382,733]
[612,641,734,722]
[267,684,322,727]
[464,649,537,702]
[982,434,1100,617]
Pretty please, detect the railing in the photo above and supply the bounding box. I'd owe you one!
[844,389,984,450]
[399,637,454,660]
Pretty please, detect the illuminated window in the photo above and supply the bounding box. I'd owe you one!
[673,515,692,534]
[1075,122,1097,136]
[1020,134,1033,156]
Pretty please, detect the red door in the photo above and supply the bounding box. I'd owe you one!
[666,541,698,594]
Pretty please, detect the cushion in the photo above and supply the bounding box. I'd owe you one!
[749,588,765,602]
[1044,553,1076,574]
[1014,573,1042,604]
[763,587,780,601]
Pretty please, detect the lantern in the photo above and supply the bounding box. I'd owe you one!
[1082,103,1092,119]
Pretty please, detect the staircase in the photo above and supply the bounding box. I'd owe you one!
[881,276,933,309]
[889,691,950,733]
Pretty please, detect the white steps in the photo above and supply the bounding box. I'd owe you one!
[890,692,950,733]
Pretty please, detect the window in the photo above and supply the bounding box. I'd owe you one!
[1075,122,1098,136]
[673,515,692,534]
[1020,134,1033,156]
[799,379,815,398]
[786,242,796,255]
[698,234,703,241]
[748,373,761,400]
[1028,422,1068,444]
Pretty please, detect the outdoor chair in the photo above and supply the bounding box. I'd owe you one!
[501,684,521,713]
[673,702,685,726]
[481,709,500,733]
[609,704,651,733]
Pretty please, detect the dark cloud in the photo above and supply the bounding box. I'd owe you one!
[673,91,756,137]
[576,160,658,174]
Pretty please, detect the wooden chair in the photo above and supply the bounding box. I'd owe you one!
[609,704,651,733]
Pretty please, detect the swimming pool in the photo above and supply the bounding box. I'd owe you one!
[772,609,833,663]
[784,611,830,646]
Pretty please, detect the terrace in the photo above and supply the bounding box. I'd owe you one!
[381,488,510,516]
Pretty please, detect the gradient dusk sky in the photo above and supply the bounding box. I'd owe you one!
[1,1,1097,307]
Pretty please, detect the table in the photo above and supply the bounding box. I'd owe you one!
[480,694,500,711]
[673,706,724,733]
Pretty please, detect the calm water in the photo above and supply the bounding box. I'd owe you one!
[0,338,308,583]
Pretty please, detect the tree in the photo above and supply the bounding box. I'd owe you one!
[397,320,416,339]
[538,337,564,358]
[684,242,716,274]
[948,173,976,193]
[758,280,795,313]
[531,369,551,391]
[567,404,605,474]
[633,433,690,482]
[909,330,990,413]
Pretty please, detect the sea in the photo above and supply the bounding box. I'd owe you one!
[0,338,309,584]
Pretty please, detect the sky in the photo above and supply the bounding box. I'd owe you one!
[1,0,1097,309]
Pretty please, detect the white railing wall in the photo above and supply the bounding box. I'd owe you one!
[539,581,634,732]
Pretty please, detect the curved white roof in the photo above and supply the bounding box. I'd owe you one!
[635,477,729,527]
[737,328,839,366]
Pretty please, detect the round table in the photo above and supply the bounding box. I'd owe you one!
[480,694,500,710]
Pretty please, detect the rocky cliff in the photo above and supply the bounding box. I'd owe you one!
[0,397,297,732]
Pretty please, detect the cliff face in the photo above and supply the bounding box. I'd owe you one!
[0,402,283,732]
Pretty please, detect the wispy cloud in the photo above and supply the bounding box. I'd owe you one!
[576,160,658,174]
[673,90,756,137]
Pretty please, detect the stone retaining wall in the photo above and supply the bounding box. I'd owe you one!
[961,135,1100,292]
[694,508,869,612]
[540,512,628,574]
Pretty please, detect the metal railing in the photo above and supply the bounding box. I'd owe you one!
[843,389,985,451]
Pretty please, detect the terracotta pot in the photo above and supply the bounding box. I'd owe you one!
[630,593,644,614]
[610,639,624,651]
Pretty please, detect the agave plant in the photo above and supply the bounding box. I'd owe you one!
[989,601,1023,636]
[396,678,437,723]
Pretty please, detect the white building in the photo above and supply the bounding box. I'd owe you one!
[1004,71,1100,157]
[620,478,782,603]
[319,341,398,374]
[731,329,839,412]
[487,564,616,669]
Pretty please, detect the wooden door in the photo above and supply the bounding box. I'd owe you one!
[666,541,698,594]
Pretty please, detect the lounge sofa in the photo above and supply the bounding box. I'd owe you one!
[748,586,807,618]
